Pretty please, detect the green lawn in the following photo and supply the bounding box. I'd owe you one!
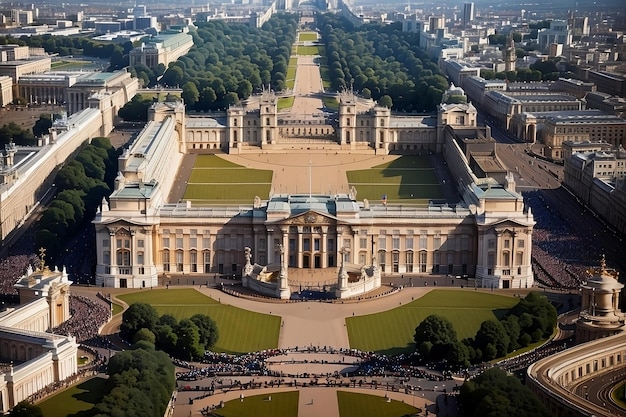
[286,57,298,89]
[298,32,318,42]
[278,96,295,110]
[183,155,273,203]
[297,45,322,55]
[117,289,281,353]
[112,302,123,316]
[347,156,443,203]
[50,59,102,71]
[337,391,420,417]
[214,391,298,417]
[322,96,338,111]
[611,382,626,409]
[39,377,106,417]
[346,290,518,355]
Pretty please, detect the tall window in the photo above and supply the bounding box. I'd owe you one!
[392,251,399,272]
[419,251,427,273]
[190,251,197,272]
[204,251,211,273]
[176,250,183,272]
[406,251,414,273]
[378,251,386,272]
[163,250,170,272]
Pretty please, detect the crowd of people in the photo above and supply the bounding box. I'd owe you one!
[527,192,598,290]
[51,294,110,343]
[175,346,449,384]
[0,254,37,297]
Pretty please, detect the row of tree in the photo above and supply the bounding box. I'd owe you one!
[317,14,449,112]
[414,292,557,368]
[0,34,129,70]
[35,137,118,265]
[156,15,297,111]
[121,302,219,361]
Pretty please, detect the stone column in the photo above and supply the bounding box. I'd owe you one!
[297,228,303,268]
[321,229,328,268]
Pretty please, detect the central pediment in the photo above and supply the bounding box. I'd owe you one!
[282,210,338,226]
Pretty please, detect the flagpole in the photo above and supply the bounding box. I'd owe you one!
[309,160,312,204]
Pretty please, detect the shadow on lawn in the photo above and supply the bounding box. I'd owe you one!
[378,343,416,357]
[65,377,107,417]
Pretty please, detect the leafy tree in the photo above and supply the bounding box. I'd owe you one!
[9,401,43,417]
[56,160,93,192]
[32,115,53,138]
[190,314,219,349]
[120,303,159,341]
[182,81,200,107]
[414,315,457,360]
[378,95,393,108]
[133,328,156,345]
[175,319,204,360]
[474,320,510,360]
[459,367,550,417]
[161,66,185,87]
[118,95,152,122]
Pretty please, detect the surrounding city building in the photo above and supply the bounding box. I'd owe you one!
[563,142,626,235]
[128,30,194,71]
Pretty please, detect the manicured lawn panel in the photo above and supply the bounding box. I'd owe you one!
[182,155,272,202]
[337,391,419,417]
[347,156,445,202]
[349,184,443,202]
[183,184,272,201]
[217,391,299,417]
[347,168,439,184]
[118,289,280,353]
[323,96,338,110]
[193,155,242,168]
[188,168,273,184]
[372,157,433,170]
[298,32,318,42]
[278,96,295,110]
[297,45,322,55]
[40,377,107,417]
[346,290,518,355]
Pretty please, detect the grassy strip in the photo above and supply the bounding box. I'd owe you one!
[184,184,271,202]
[39,377,107,417]
[216,391,299,417]
[298,32,318,42]
[112,302,124,316]
[322,96,338,110]
[278,96,295,110]
[297,45,322,55]
[346,290,518,355]
[118,289,281,353]
[337,391,420,417]
[611,382,626,410]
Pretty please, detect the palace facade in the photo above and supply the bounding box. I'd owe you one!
[93,88,535,292]
[0,262,77,413]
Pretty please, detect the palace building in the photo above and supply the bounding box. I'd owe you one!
[93,87,535,294]
[0,256,77,413]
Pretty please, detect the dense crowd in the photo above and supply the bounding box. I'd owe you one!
[51,295,110,343]
[0,254,37,296]
[175,346,448,383]
[527,192,598,290]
